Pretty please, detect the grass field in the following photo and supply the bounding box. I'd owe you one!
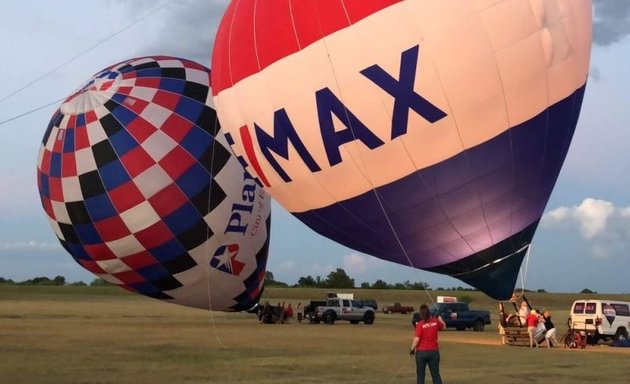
[1,286,629,383]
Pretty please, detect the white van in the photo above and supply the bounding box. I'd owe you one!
[569,300,630,342]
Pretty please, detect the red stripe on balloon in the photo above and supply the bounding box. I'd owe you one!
[239,125,271,187]
[212,0,402,94]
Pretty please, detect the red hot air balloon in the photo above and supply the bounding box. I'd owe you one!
[210,1,592,299]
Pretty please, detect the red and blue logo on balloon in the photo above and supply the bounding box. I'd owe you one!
[211,244,245,275]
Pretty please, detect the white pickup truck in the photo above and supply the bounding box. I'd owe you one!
[315,298,375,325]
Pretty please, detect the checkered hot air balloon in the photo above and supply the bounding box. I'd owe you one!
[37,56,270,311]
[211,0,592,299]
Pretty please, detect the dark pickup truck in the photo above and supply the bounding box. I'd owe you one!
[412,302,491,332]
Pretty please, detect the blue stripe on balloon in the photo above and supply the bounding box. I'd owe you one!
[63,129,74,153]
[84,193,117,222]
[110,103,137,127]
[159,78,185,94]
[109,129,138,157]
[175,163,210,197]
[39,173,50,197]
[76,113,85,127]
[73,223,103,245]
[294,84,586,298]
[180,128,212,158]
[150,239,187,263]
[65,242,90,261]
[175,97,203,123]
[49,153,62,177]
[163,202,202,235]
[129,281,163,296]
[135,68,162,78]
[136,264,171,281]
[98,159,131,191]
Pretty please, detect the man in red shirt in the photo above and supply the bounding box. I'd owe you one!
[527,309,540,348]
[410,304,446,384]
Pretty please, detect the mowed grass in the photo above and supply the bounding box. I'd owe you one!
[1,286,629,383]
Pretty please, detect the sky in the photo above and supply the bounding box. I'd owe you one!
[0,0,628,294]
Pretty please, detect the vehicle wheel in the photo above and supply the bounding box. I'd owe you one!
[386,310,392,314]
[614,328,628,342]
[363,312,375,325]
[324,312,335,325]
[472,320,484,332]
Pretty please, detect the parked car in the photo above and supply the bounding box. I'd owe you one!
[568,299,630,343]
[382,303,414,314]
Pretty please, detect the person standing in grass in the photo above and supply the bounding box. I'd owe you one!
[542,310,557,348]
[410,304,446,384]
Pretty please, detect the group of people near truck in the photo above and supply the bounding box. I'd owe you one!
[257,301,304,324]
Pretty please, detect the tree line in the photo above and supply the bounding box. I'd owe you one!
[267,268,439,291]
[0,270,599,294]
[0,276,106,287]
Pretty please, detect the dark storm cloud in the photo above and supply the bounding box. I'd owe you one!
[124,0,229,65]
[593,0,630,46]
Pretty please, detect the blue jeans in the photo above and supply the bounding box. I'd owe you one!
[415,350,442,384]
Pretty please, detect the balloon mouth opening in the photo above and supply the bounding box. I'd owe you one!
[424,221,538,300]
[61,70,122,114]
[448,245,529,301]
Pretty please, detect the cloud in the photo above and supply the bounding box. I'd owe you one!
[593,0,630,46]
[542,198,630,258]
[342,253,372,274]
[270,259,336,280]
[123,0,229,65]
[0,241,59,252]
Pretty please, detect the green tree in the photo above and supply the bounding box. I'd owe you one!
[410,281,430,290]
[324,268,354,288]
[90,278,110,286]
[31,277,53,285]
[264,271,288,287]
[297,275,317,287]
[372,279,388,289]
